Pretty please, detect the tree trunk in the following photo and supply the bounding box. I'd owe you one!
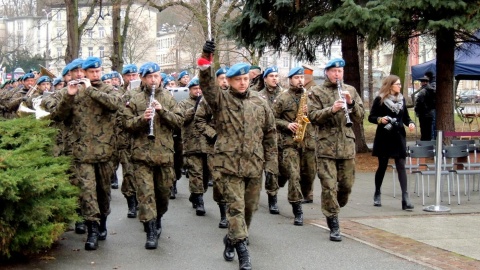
[65,0,79,63]
[367,48,373,107]
[111,0,122,71]
[435,28,455,138]
[341,34,369,153]
[389,40,408,87]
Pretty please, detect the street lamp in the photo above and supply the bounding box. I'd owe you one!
[42,9,51,69]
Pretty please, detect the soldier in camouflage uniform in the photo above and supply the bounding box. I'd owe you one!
[5,72,35,117]
[117,64,139,218]
[123,62,184,250]
[43,57,122,250]
[258,66,282,215]
[177,77,210,216]
[194,67,229,228]
[198,41,278,270]
[248,65,264,91]
[299,64,318,204]
[307,58,364,242]
[177,70,190,87]
[273,66,316,226]
[24,75,52,110]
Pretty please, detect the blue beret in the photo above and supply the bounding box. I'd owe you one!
[111,71,120,78]
[178,70,189,80]
[139,62,160,77]
[163,75,174,88]
[24,73,35,79]
[325,58,345,70]
[82,56,102,70]
[288,67,304,78]
[215,67,229,77]
[37,76,52,84]
[122,64,138,75]
[160,73,167,81]
[52,77,63,86]
[226,63,250,78]
[101,73,113,81]
[62,64,71,76]
[69,58,84,71]
[263,66,279,78]
[187,77,199,88]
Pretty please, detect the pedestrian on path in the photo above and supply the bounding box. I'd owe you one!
[368,75,415,211]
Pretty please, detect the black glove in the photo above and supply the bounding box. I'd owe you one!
[203,39,215,54]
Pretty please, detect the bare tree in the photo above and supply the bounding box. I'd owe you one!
[122,19,157,64]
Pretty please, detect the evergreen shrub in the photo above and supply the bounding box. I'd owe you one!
[0,116,79,259]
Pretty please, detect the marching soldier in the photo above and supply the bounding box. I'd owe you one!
[258,66,282,215]
[177,70,190,87]
[5,72,35,117]
[44,56,122,250]
[198,41,278,270]
[24,75,52,110]
[163,75,176,89]
[101,73,113,85]
[307,58,364,241]
[272,67,316,226]
[123,62,184,249]
[178,77,210,216]
[121,64,139,94]
[248,65,263,91]
[194,66,229,228]
[52,77,65,90]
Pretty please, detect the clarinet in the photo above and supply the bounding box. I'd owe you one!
[147,84,156,140]
[336,79,353,127]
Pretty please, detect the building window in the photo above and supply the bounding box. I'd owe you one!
[57,47,62,58]
[283,57,288,68]
[17,21,23,32]
[99,46,104,58]
[99,27,105,38]
[56,11,62,21]
[261,57,268,68]
[87,30,93,39]
[88,47,93,57]
[57,27,62,38]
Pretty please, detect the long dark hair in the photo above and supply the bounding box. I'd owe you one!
[378,75,400,105]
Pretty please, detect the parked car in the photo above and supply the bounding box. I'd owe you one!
[458,89,480,103]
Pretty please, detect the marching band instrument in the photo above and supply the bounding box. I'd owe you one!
[147,85,156,140]
[293,85,311,142]
[336,79,353,127]
[17,65,56,117]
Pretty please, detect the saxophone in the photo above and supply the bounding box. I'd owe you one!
[293,86,311,142]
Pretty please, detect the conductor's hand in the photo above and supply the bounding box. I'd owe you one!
[203,39,215,54]
[288,122,299,133]
[144,107,155,121]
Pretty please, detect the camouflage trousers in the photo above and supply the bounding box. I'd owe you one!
[222,173,262,243]
[133,162,174,222]
[119,149,136,197]
[73,162,114,222]
[208,154,226,203]
[317,158,355,217]
[184,153,209,194]
[278,147,304,202]
[300,149,316,201]
[264,172,279,196]
[173,135,183,181]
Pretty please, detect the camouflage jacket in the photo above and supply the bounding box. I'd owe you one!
[178,95,207,155]
[273,87,316,150]
[5,87,28,113]
[307,80,364,159]
[199,66,278,178]
[194,98,217,154]
[123,85,184,166]
[42,82,122,163]
[304,80,317,90]
[258,85,282,107]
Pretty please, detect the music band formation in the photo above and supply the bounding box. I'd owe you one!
[0,40,367,270]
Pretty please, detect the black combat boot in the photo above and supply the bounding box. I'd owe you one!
[126,196,137,218]
[84,221,99,250]
[135,196,139,211]
[218,203,228,228]
[98,215,108,241]
[223,235,235,261]
[292,202,303,226]
[196,194,206,216]
[75,221,86,234]
[235,239,252,270]
[373,190,381,207]
[156,215,162,237]
[144,219,158,249]
[170,181,177,199]
[326,215,342,242]
[111,173,119,189]
[189,193,197,209]
[268,194,280,214]
[402,192,414,211]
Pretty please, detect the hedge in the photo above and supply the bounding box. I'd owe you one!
[0,116,79,259]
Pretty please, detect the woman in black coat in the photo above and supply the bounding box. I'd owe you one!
[368,75,415,210]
